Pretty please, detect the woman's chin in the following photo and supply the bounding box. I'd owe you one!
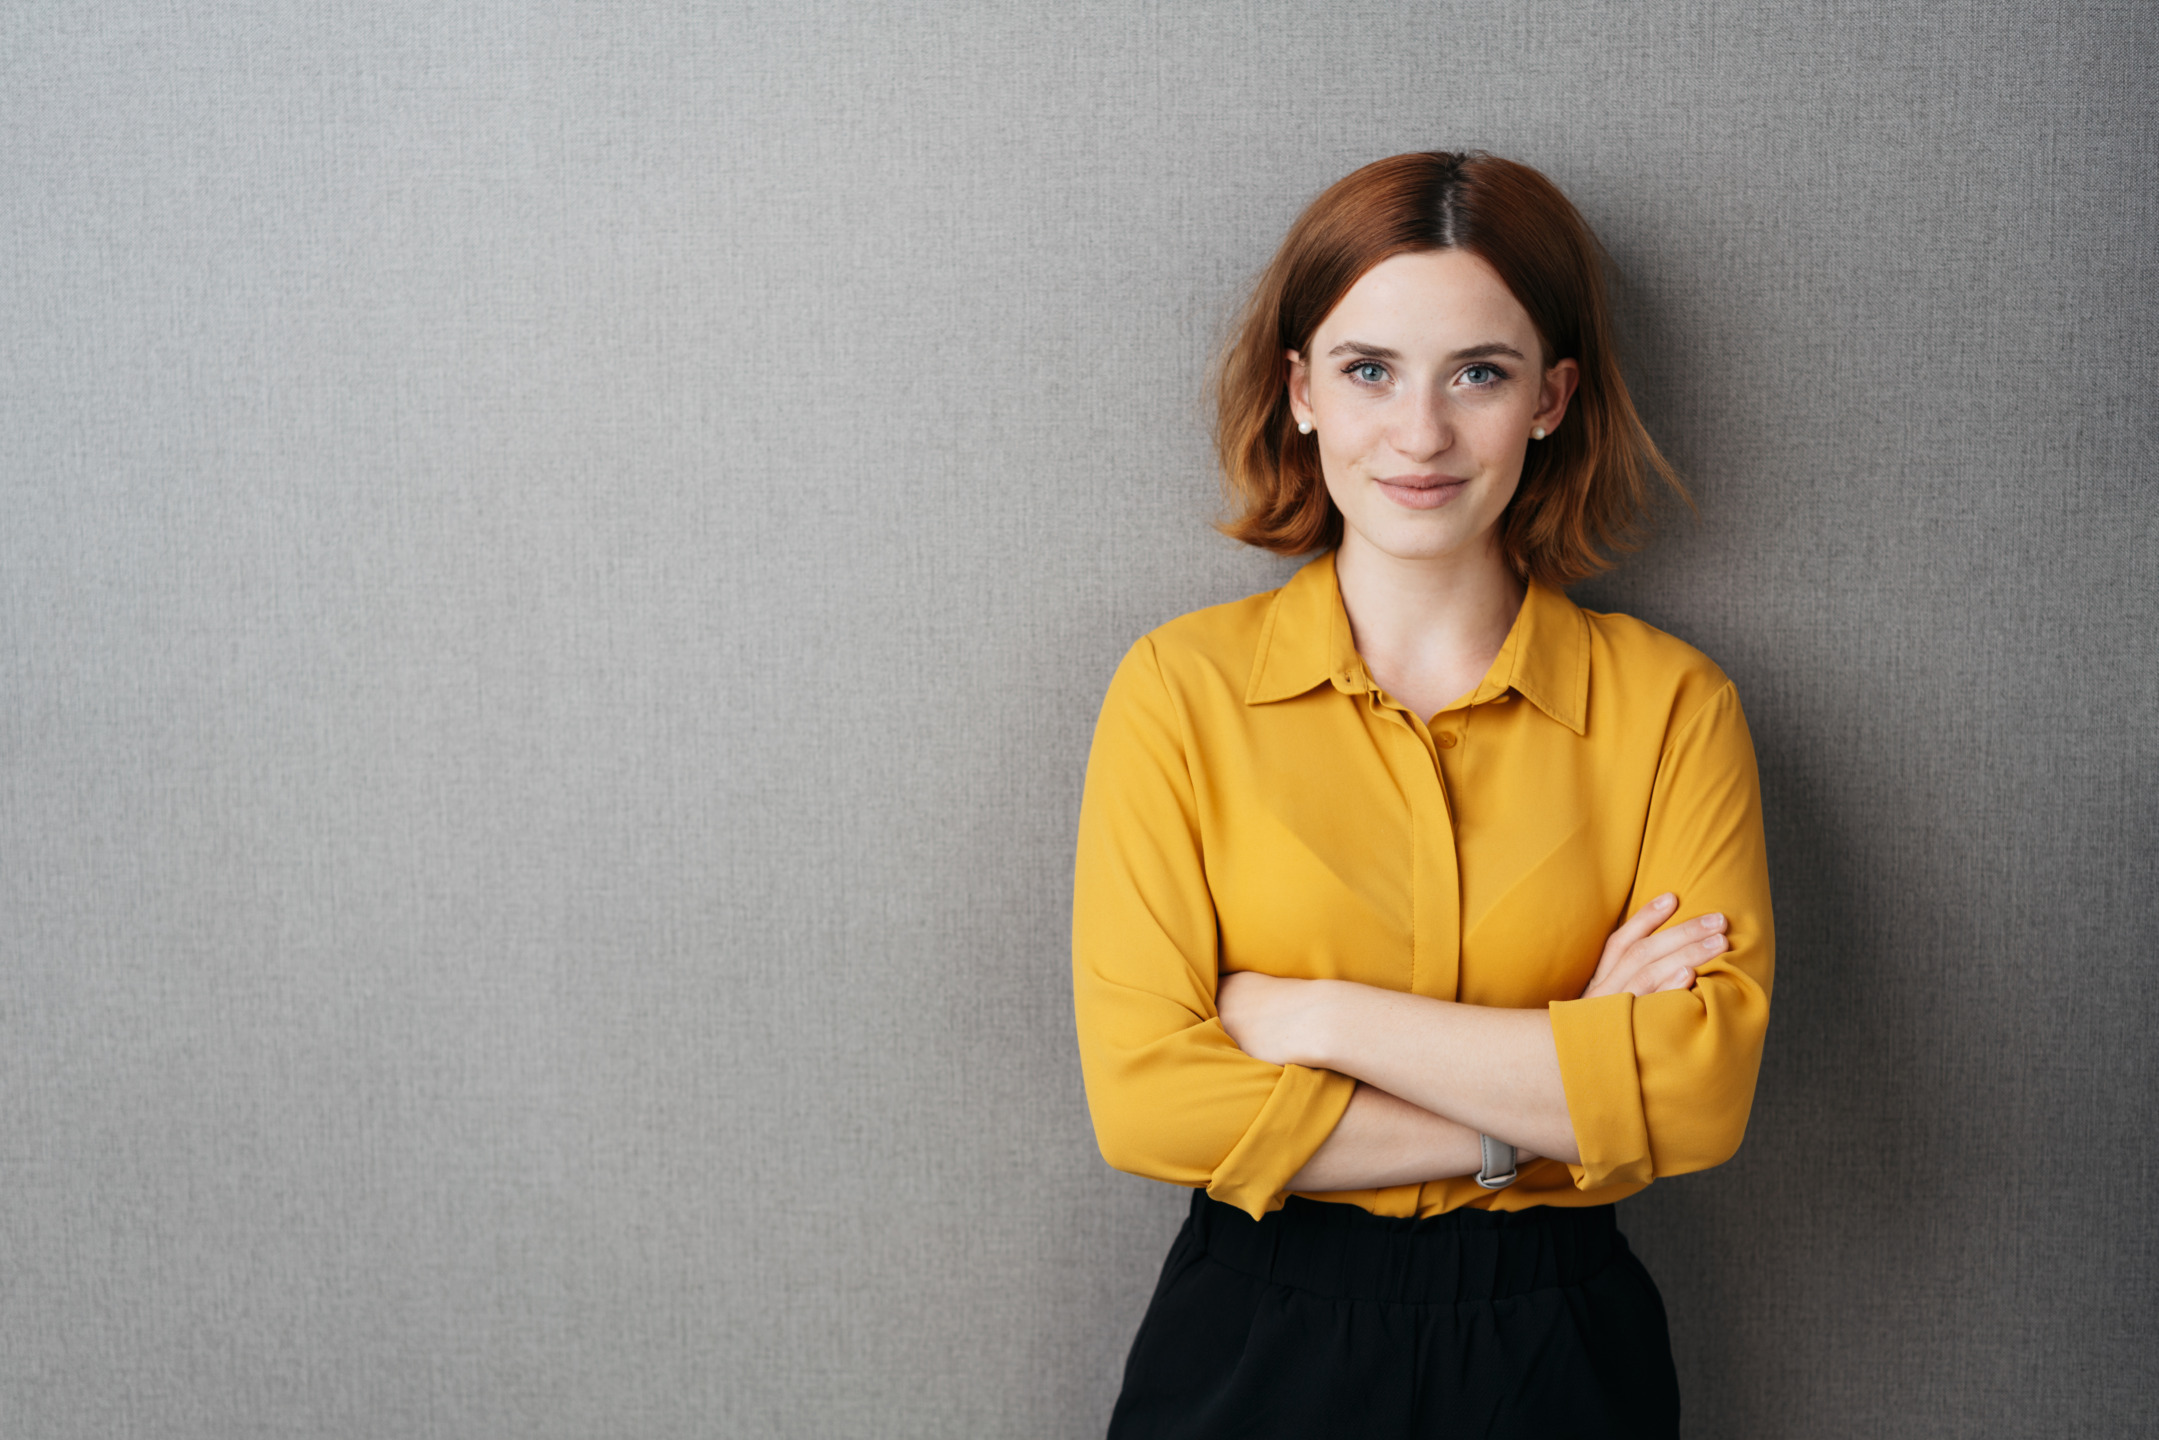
[1343,515,1500,569]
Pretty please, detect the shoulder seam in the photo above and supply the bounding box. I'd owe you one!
[1668,677,1740,749]
[1133,633,1203,803]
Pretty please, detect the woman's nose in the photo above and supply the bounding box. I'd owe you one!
[1391,389,1452,459]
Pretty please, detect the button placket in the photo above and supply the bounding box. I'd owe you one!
[1366,688,1462,1002]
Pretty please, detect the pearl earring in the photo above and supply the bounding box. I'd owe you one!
[1531,426,1547,440]
[1297,420,1313,435]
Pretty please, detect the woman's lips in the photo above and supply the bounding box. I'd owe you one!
[1372,475,1469,510]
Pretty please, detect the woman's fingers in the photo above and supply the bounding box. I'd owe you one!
[1625,933,1727,996]
[1584,899,1732,1000]
[1605,894,1677,956]
[1591,913,1727,998]
[1622,914,1724,974]
[1615,893,1678,944]
[1632,912,1725,964]
[1588,893,1677,986]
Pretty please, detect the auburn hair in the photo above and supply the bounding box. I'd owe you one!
[1213,151,1683,585]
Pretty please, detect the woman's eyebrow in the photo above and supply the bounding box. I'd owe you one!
[1449,342,1527,362]
[1325,340,1403,360]
[1324,340,1528,362]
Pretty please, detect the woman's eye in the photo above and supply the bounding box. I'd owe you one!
[1349,362,1388,384]
[1461,364,1504,386]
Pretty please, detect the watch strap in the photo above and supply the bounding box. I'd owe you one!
[1475,1134,1518,1189]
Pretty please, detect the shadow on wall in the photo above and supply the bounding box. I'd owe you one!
[1618,685,2047,1432]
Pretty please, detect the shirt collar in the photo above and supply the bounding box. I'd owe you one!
[1244,550,1589,735]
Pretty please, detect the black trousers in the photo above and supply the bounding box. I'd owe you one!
[1108,1189,1680,1439]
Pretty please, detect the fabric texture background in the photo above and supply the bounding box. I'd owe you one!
[3,2,2153,1436]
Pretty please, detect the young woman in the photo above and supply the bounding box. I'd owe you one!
[1071,152,1773,1438]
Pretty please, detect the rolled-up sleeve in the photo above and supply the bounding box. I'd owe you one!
[1547,680,1774,1191]
[1072,638,1357,1218]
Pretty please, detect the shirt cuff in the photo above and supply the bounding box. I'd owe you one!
[1205,1063,1358,1219]
[1549,992,1654,1190]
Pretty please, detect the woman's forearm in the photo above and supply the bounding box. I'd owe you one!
[1219,902,1724,1177]
[1306,983,1581,1163]
[1287,1082,1493,1191]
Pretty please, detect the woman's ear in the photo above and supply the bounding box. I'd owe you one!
[1285,349,1311,431]
[1535,357,1580,434]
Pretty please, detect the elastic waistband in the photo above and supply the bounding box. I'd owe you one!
[1188,1190,1622,1306]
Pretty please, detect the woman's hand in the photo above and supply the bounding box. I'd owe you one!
[1581,893,1726,1000]
[1215,971,1331,1069]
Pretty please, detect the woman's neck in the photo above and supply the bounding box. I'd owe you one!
[1333,529,1526,722]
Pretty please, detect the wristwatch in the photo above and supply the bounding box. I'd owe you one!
[1475,1135,1518,1189]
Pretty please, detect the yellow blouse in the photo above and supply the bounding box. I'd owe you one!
[1071,551,1773,1220]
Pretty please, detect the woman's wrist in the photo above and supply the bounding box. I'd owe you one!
[1296,979,1362,1072]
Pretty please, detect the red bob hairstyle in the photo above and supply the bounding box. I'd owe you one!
[1214,151,1683,586]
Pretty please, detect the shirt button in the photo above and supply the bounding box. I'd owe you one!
[1436,732,1458,749]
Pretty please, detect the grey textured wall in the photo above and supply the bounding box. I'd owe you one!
[4,3,2153,1436]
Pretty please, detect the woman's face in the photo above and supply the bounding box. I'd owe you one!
[1287,248,1577,569]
